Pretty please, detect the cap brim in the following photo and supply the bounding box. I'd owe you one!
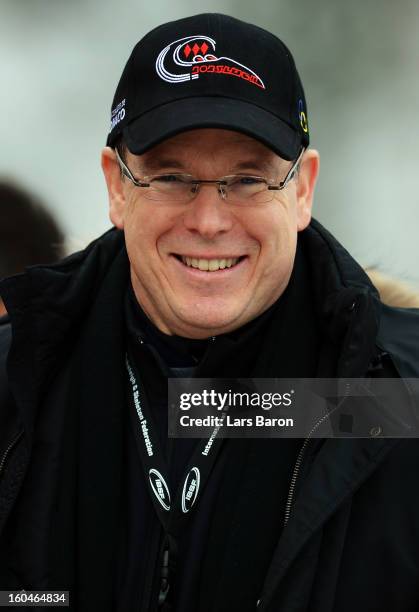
[122,97,301,161]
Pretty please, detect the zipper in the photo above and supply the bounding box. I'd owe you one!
[283,436,311,527]
[256,411,334,609]
[0,429,24,478]
[283,377,356,527]
[283,297,360,527]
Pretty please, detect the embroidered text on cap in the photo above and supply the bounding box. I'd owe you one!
[156,35,266,89]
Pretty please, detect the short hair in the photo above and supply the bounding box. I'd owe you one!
[113,135,128,160]
[0,180,65,279]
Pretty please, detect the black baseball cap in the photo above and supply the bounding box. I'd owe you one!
[106,13,309,160]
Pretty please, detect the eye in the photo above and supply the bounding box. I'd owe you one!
[237,176,266,185]
[153,174,184,183]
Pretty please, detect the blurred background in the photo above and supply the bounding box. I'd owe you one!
[1,0,418,283]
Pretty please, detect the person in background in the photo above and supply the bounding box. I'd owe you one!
[366,267,419,308]
[0,181,65,316]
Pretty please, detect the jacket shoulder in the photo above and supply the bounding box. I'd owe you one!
[376,303,419,377]
[0,317,12,406]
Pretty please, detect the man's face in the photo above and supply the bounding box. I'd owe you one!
[103,129,318,338]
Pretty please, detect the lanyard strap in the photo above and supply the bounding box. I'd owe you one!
[125,353,226,535]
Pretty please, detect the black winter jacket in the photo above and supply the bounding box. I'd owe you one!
[1,219,419,612]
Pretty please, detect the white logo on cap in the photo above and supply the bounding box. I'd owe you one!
[110,98,126,133]
[156,35,265,89]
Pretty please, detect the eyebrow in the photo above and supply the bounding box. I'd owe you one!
[231,159,280,175]
[136,156,281,176]
[137,157,185,174]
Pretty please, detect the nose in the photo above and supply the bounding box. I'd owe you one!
[182,183,234,239]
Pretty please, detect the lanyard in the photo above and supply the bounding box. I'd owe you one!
[125,352,227,536]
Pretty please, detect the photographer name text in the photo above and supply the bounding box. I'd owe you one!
[179,415,294,428]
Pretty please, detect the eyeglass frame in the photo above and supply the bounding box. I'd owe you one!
[114,145,305,202]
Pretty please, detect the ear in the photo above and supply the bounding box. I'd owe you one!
[101,146,126,229]
[295,149,320,231]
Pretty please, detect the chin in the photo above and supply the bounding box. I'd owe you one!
[174,300,246,336]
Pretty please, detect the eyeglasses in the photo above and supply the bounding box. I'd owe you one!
[114,147,305,205]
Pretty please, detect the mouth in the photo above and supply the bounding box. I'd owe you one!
[173,254,247,272]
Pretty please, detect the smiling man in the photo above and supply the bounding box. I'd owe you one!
[1,12,419,612]
[103,129,317,337]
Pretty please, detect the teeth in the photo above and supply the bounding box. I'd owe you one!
[180,256,240,271]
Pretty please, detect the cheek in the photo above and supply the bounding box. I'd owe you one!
[255,208,298,280]
[256,205,296,256]
[122,207,155,278]
[123,201,180,266]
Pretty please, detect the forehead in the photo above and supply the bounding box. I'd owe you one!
[134,128,281,171]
